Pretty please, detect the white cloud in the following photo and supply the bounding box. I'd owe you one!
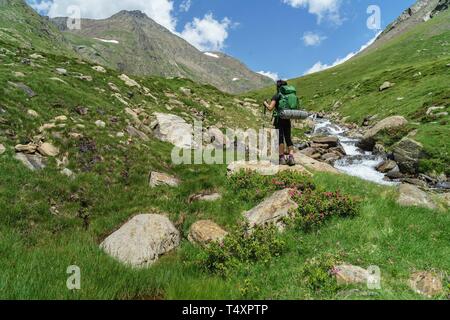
[179,0,192,12]
[302,31,326,46]
[29,0,53,12]
[42,0,177,32]
[304,31,381,75]
[283,0,342,24]
[180,13,232,51]
[257,71,279,82]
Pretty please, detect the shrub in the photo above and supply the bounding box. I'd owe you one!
[199,224,285,277]
[298,254,339,296]
[288,189,360,232]
[228,170,315,203]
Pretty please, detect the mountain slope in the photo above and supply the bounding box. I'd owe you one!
[250,4,450,175]
[50,10,274,94]
[0,0,70,52]
[368,0,450,52]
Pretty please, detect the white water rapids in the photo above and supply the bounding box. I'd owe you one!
[311,118,398,186]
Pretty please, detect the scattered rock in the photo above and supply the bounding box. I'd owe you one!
[61,168,74,177]
[179,87,191,96]
[227,160,312,176]
[126,126,149,141]
[207,127,230,148]
[393,138,423,174]
[27,109,39,118]
[293,152,341,174]
[359,116,408,150]
[397,184,437,210]
[37,142,59,157]
[244,189,298,230]
[189,192,222,202]
[54,115,67,122]
[376,160,398,173]
[333,265,369,285]
[119,74,140,88]
[14,71,25,77]
[56,68,67,75]
[379,81,395,91]
[95,120,106,128]
[188,220,228,246]
[426,106,445,116]
[14,153,46,170]
[30,53,44,59]
[108,82,120,92]
[312,136,339,147]
[15,143,37,154]
[75,106,88,116]
[92,66,106,73]
[100,214,180,268]
[409,271,443,297]
[149,171,180,188]
[152,113,194,149]
[76,75,93,82]
[8,82,36,98]
[0,144,5,155]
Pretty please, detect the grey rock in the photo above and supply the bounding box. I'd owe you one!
[393,138,423,174]
[397,184,437,210]
[100,214,180,268]
[14,153,46,170]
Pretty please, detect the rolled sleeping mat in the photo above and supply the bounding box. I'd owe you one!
[278,110,310,120]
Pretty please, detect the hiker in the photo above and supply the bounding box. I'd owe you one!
[264,80,296,166]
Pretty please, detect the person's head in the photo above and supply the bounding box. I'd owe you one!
[276,80,288,92]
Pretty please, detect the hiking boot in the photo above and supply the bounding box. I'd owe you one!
[279,155,287,166]
[287,155,295,166]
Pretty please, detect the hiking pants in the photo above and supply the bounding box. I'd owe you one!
[275,118,293,147]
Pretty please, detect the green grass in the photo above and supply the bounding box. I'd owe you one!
[248,9,450,175]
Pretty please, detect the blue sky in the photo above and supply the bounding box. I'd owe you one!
[28,0,417,79]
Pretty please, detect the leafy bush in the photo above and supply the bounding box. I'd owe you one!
[288,189,360,232]
[200,224,285,277]
[298,255,339,296]
[228,170,315,203]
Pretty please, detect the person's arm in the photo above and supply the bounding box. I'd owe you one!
[264,100,277,112]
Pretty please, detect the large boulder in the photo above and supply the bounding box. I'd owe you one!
[397,184,437,210]
[293,152,341,174]
[376,160,398,173]
[152,113,193,149]
[14,153,46,170]
[149,171,180,188]
[100,214,180,268]
[312,136,339,147]
[243,189,298,230]
[358,116,408,150]
[333,264,369,285]
[227,160,312,176]
[188,220,228,246]
[37,142,59,157]
[409,271,443,297]
[393,138,423,174]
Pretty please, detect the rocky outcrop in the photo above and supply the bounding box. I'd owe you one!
[409,271,443,297]
[149,171,180,188]
[243,189,298,230]
[358,116,408,150]
[293,152,341,174]
[397,184,437,210]
[188,220,228,246]
[100,214,180,268]
[152,113,193,149]
[333,264,369,285]
[393,138,424,174]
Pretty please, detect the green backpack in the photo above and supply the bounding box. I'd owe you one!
[276,85,299,117]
